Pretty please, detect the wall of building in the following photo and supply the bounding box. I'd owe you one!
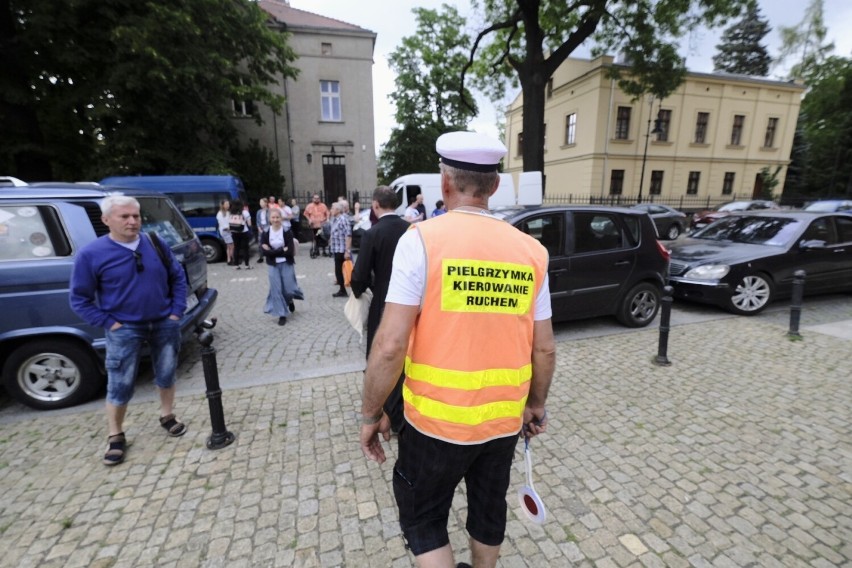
[505,55,804,206]
[284,29,376,198]
[233,23,377,202]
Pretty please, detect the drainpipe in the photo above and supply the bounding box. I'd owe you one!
[601,77,615,197]
[282,75,296,194]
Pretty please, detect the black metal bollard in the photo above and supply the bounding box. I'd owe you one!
[195,318,236,449]
[654,286,674,366]
[787,270,806,339]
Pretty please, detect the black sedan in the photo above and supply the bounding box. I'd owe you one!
[631,203,688,240]
[495,205,670,327]
[668,211,852,314]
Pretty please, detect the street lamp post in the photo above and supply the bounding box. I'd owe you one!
[638,95,662,204]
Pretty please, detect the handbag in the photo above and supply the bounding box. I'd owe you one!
[342,259,354,287]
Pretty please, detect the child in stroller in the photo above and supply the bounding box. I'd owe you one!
[310,221,332,258]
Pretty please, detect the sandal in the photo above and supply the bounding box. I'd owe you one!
[159,414,187,437]
[103,432,126,466]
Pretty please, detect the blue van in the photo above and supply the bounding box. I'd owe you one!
[100,175,248,263]
[0,183,217,410]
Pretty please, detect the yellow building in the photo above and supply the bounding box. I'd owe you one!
[504,55,804,209]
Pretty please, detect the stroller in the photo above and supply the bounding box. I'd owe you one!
[310,221,331,258]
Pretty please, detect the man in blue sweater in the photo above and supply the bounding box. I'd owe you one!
[70,195,189,466]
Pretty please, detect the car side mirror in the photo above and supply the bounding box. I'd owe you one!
[799,239,826,250]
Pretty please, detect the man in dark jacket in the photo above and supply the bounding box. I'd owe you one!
[350,186,410,430]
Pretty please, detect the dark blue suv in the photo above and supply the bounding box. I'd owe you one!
[0,184,217,409]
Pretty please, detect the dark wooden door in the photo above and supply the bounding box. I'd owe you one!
[752,173,763,199]
[323,155,347,203]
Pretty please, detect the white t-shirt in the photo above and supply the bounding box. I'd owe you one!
[280,205,293,231]
[385,212,552,321]
[404,206,422,223]
[268,227,288,263]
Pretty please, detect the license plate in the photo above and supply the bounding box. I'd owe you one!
[185,293,199,313]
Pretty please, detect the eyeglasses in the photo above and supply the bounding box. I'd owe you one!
[133,250,144,272]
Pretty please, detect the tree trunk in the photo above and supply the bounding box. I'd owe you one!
[521,77,546,176]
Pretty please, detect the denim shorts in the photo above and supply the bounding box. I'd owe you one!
[392,422,518,556]
[104,317,181,406]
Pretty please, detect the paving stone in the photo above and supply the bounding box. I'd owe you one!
[0,256,850,567]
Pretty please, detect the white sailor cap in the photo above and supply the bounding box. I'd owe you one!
[436,131,507,173]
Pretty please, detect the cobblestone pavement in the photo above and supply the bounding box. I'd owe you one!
[0,244,850,567]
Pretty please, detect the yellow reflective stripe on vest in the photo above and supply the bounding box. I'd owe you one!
[441,259,535,315]
[403,382,528,425]
[405,356,532,390]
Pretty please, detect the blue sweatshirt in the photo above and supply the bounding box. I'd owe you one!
[70,234,188,329]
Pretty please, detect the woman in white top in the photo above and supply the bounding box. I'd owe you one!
[260,208,304,325]
[216,199,234,264]
[227,199,253,269]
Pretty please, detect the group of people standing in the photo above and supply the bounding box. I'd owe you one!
[216,195,304,326]
[72,131,554,568]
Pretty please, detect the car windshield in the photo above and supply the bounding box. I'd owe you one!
[691,215,802,246]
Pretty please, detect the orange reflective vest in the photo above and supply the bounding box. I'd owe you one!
[402,211,549,444]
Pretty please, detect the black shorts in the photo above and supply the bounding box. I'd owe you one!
[392,422,518,556]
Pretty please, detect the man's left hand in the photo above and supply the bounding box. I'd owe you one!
[169,315,180,321]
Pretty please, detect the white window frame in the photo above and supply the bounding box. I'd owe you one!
[565,113,577,145]
[320,80,342,122]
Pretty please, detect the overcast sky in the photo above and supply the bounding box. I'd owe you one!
[287,0,852,152]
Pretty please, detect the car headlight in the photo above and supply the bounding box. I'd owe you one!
[684,264,730,280]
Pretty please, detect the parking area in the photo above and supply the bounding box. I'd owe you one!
[0,243,850,567]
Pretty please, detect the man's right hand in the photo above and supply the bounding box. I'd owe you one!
[360,414,391,464]
[110,322,122,331]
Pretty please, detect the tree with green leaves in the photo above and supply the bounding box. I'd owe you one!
[776,0,834,81]
[378,5,478,183]
[462,0,750,173]
[229,139,287,204]
[0,0,298,182]
[712,2,771,76]
[787,56,852,197]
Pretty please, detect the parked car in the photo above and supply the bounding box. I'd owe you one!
[804,199,852,213]
[0,184,218,409]
[668,211,852,315]
[493,205,670,327]
[631,203,688,240]
[690,200,780,232]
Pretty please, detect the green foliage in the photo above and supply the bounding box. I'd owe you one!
[786,56,852,197]
[465,0,749,173]
[228,139,286,205]
[776,0,834,81]
[758,165,782,200]
[379,6,477,182]
[712,3,772,76]
[0,0,298,181]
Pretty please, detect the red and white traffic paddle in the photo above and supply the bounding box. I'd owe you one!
[517,434,547,524]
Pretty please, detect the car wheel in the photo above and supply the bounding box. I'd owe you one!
[665,224,681,240]
[616,282,661,327]
[1,339,104,410]
[727,273,774,315]
[201,238,224,263]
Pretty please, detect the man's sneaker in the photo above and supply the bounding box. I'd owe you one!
[332,291,348,298]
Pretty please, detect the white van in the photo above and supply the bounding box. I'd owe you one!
[389,171,543,217]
